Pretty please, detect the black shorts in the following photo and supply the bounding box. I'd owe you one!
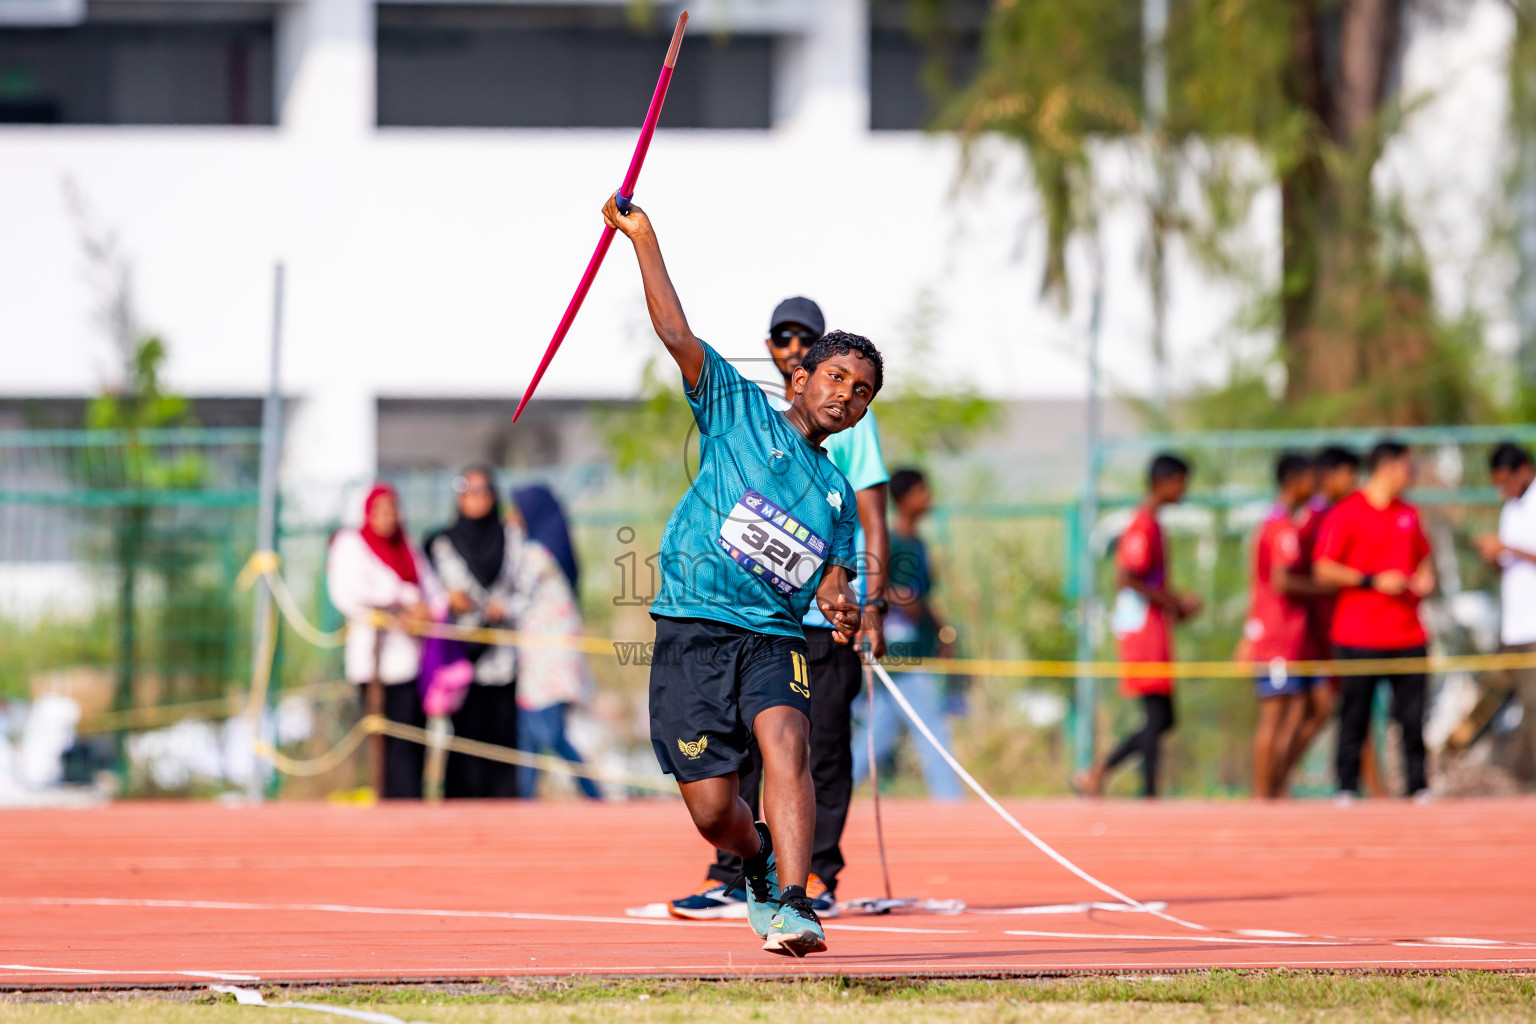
[649,615,812,783]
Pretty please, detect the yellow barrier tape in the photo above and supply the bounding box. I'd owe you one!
[373,719,678,794]
[250,551,1536,680]
[365,611,618,656]
[77,683,357,736]
[883,650,1536,680]
[368,611,1536,681]
[254,712,677,793]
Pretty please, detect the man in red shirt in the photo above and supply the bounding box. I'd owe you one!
[1283,446,1386,795]
[1242,452,1322,798]
[1314,440,1435,800]
[1075,454,1201,798]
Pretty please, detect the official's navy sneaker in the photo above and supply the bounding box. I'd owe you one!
[805,872,839,919]
[667,878,749,920]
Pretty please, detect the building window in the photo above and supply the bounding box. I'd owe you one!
[868,0,984,132]
[0,12,275,125]
[377,5,772,129]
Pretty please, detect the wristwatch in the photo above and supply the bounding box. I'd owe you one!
[1359,573,1377,591]
[862,597,889,615]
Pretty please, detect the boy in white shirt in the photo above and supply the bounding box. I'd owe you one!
[1474,441,1536,787]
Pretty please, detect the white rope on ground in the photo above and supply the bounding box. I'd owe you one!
[865,654,1209,933]
[211,985,430,1024]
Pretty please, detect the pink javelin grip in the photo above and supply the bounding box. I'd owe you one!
[512,11,689,423]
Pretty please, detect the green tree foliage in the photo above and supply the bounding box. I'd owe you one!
[922,0,1500,426]
[1511,0,1536,406]
[66,182,235,725]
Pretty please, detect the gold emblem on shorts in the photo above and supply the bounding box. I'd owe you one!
[790,651,811,699]
[677,736,708,760]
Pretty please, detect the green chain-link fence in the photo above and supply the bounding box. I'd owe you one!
[6,423,1532,798]
[0,429,260,790]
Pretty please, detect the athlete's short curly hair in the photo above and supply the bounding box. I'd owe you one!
[802,330,884,396]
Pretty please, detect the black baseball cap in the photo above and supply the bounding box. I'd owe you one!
[768,297,825,338]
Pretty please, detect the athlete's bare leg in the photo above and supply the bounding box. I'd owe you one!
[1280,683,1334,786]
[678,774,763,862]
[753,705,813,890]
[1254,696,1297,799]
[1271,696,1308,798]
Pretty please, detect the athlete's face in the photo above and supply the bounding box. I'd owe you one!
[791,351,877,436]
[1152,473,1188,505]
[1321,465,1359,502]
[1287,467,1317,504]
[1373,454,1414,497]
[898,480,933,521]
[1492,464,1535,502]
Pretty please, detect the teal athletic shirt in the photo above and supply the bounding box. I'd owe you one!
[767,393,889,630]
[649,342,861,638]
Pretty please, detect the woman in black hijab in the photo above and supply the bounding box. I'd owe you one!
[423,465,518,798]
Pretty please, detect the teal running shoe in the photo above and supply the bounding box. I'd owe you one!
[742,822,780,939]
[763,885,827,957]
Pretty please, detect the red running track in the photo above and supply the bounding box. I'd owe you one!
[3,798,1535,986]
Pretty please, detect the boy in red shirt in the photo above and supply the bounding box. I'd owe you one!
[1241,453,1322,798]
[1075,454,1201,798]
[1284,447,1385,795]
[1314,440,1435,800]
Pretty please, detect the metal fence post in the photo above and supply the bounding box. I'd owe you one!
[1073,245,1105,775]
[248,263,284,801]
[369,631,386,798]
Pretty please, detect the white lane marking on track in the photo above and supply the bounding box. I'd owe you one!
[1395,941,1529,949]
[5,897,967,936]
[0,965,260,981]
[1232,929,1312,938]
[1005,930,1344,946]
[970,902,1169,916]
[1416,936,1532,946]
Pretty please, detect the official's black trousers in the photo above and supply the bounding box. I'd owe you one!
[1102,694,1176,798]
[706,627,863,893]
[1334,645,1428,796]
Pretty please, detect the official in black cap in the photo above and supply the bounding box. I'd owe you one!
[766,297,827,373]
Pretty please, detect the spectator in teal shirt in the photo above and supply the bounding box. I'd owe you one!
[854,468,963,800]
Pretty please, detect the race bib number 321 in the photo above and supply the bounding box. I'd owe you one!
[718,489,828,595]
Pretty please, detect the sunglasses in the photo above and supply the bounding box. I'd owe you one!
[769,327,819,349]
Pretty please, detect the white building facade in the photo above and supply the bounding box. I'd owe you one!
[0,0,1521,492]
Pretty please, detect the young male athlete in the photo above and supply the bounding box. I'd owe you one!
[1241,452,1324,799]
[1283,446,1386,794]
[1474,442,1536,784]
[604,193,883,955]
[1075,454,1201,798]
[667,296,889,922]
[1314,440,1435,801]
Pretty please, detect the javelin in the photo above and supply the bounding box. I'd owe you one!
[511,10,689,423]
